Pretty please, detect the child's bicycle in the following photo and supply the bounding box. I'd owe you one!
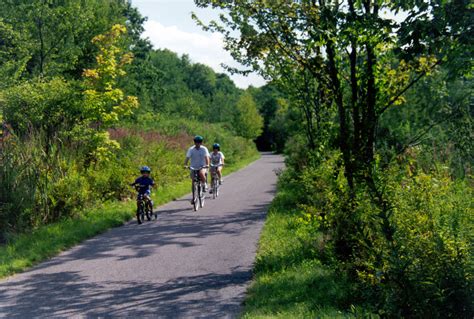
[133,185,156,224]
[209,163,222,199]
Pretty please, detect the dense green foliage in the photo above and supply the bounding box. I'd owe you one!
[280,152,472,317]
[0,1,261,243]
[195,0,473,317]
[123,48,263,134]
[378,70,473,178]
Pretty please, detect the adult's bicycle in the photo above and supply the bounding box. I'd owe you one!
[189,166,207,211]
[209,163,222,199]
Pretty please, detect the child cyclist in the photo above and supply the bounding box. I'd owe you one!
[210,143,225,185]
[131,166,155,212]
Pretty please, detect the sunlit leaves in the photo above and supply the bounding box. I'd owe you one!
[0,19,29,86]
[82,24,138,128]
[376,55,438,108]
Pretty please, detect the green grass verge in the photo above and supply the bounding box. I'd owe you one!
[0,153,260,279]
[241,187,372,318]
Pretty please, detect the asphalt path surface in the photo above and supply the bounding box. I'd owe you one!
[0,153,284,318]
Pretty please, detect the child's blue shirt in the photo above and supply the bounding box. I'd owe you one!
[133,176,154,194]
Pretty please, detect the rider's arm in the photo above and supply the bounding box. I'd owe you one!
[204,147,210,167]
[130,177,139,186]
[220,152,225,165]
[184,147,192,167]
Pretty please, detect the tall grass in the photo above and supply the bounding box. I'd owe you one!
[0,136,38,241]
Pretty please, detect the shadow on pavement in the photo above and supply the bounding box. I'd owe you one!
[22,203,269,270]
[0,267,251,318]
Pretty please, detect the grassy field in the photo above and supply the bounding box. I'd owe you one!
[241,186,374,318]
[0,152,260,279]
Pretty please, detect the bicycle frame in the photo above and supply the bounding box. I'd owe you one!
[134,186,153,224]
[189,166,206,210]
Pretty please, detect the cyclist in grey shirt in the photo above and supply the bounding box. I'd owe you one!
[184,135,210,191]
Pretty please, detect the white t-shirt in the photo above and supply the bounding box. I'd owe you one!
[186,145,210,168]
[210,151,225,165]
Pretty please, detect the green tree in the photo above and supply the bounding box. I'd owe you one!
[194,0,471,187]
[185,63,217,97]
[233,92,263,139]
[0,0,135,79]
[81,24,139,162]
[0,19,29,87]
[1,78,80,142]
[378,67,473,177]
[205,73,240,123]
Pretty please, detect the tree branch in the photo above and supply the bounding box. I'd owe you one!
[379,59,443,116]
[396,92,470,156]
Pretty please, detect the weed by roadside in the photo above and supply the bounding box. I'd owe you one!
[242,186,374,318]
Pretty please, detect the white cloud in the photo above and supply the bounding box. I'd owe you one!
[142,20,266,89]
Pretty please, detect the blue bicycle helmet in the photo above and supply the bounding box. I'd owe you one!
[213,143,220,150]
[193,135,204,143]
[140,166,151,173]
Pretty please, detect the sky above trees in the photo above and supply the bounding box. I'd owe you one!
[132,0,267,88]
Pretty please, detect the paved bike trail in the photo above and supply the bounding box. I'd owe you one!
[0,153,284,318]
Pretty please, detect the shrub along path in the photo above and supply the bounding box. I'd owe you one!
[0,153,284,318]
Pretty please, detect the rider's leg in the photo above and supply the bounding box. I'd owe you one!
[145,194,153,209]
[209,167,215,193]
[217,166,223,184]
[199,168,208,191]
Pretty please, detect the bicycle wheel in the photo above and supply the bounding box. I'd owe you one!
[212,177,217,199]
[192,181,199,211]
[215,173,220,198]
[136,202,145,224]
[145,202,152,221]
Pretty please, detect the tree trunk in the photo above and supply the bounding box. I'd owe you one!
[327,41,354,190]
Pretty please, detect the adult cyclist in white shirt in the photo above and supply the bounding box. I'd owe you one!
[210,143,225,185]
[184,135,210,192]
